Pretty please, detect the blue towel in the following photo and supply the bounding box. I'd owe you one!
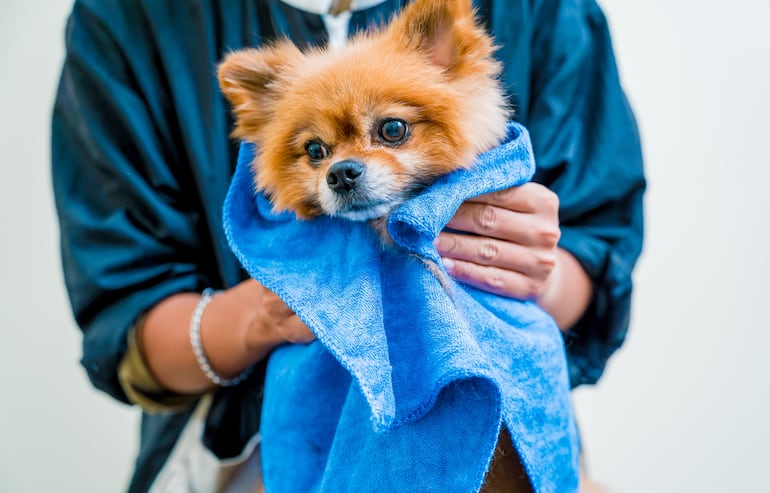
[223,122,579,492]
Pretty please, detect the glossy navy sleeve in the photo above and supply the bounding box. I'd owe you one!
[51,4,212,402]
[525,0,646,386]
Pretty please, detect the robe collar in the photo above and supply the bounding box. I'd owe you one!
[280,0,387,16]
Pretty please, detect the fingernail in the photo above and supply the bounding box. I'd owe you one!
[441,257,455,271]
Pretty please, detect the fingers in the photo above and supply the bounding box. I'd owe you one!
[241,279,315,346]
[436,232,554,299]
[445,203,560,248]
[440,257,544,300]
[261,290,315,344]
[262,289,298,318]
[276,314,316,344]
[469,182,560,216]
[435,232,556,279]
[437,183,561,300]
[448,183,561,254]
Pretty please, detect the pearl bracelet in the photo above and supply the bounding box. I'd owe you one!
[189,288,252,387]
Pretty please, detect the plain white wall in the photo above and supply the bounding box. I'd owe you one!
[0,1,139,492]
[1,1,768,492]
[573,1,770,492]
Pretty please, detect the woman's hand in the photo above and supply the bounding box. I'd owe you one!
[228,279,316,352]
[141,279,314,393]
[435,183,592,330]
[435,183,560,299]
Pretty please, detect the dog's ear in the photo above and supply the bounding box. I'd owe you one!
[218,43,301,137]
[389,0,496,76]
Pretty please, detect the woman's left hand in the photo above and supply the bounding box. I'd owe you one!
[434,182,561,300]
[436,182,594,330]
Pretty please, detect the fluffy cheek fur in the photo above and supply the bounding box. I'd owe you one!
[254,106,481,219]
[255,149,322,218]
[252,64,505,217]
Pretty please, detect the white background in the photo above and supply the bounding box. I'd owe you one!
[1,1,768,492]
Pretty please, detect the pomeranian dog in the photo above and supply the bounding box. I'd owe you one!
[219,1,531,491]
[217,0,508,229]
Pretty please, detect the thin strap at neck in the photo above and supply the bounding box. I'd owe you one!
[328,0,353,15]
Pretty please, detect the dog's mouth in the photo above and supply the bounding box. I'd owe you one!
[330,197,402,221]
[318,160,430,221]
[324,179,429,221]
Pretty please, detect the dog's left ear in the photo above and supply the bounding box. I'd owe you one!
[389,0,495,75]
[218,43,302,138]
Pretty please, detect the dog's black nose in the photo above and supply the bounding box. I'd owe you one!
[327,160,365,193]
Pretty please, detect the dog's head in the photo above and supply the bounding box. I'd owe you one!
[218,0,508,220]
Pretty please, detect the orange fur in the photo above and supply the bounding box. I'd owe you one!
[218,0,508,221]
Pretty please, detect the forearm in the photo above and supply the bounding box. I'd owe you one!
[140,283,284,394]
[537,248,593,332]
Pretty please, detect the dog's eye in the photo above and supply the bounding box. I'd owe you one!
[305,140,331,163]
[377,119,409,145]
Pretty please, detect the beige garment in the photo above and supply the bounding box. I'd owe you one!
[149,394,264,493]
[118,323,200,413]
[120,325,263,492]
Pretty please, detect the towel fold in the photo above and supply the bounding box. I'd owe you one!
[223,122,579,492]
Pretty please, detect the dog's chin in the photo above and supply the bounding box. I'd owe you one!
[328,201,399,222]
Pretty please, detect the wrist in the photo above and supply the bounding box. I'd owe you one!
[537,248,593,331]
[537,251,563,309]
[140,284,280,394]
[200,286,268,379]
[191,289,253,387]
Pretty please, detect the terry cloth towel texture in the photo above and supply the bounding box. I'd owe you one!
[223,122,579,493]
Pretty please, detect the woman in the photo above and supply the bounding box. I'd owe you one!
[52,0,644,490]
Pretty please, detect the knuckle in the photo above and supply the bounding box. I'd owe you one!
[514,277,540,300]
[443,234,460,254]
[450,260,471,280]
[282,323,308,344]
[536,226,561,247]
[478,240,499,262]
[527,279,544,299]
[477,204,499,233]
[263,289,280,305]
[505,275,541,300]
[491,188,511,204]
[547,192,560,212]
[531,185,559,213]
[264,297,283,315]
[540,186,559,206]
[535,251,557,272]
[484,272,507,291]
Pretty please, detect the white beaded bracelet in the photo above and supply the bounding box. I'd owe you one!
[189,288,252,387]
